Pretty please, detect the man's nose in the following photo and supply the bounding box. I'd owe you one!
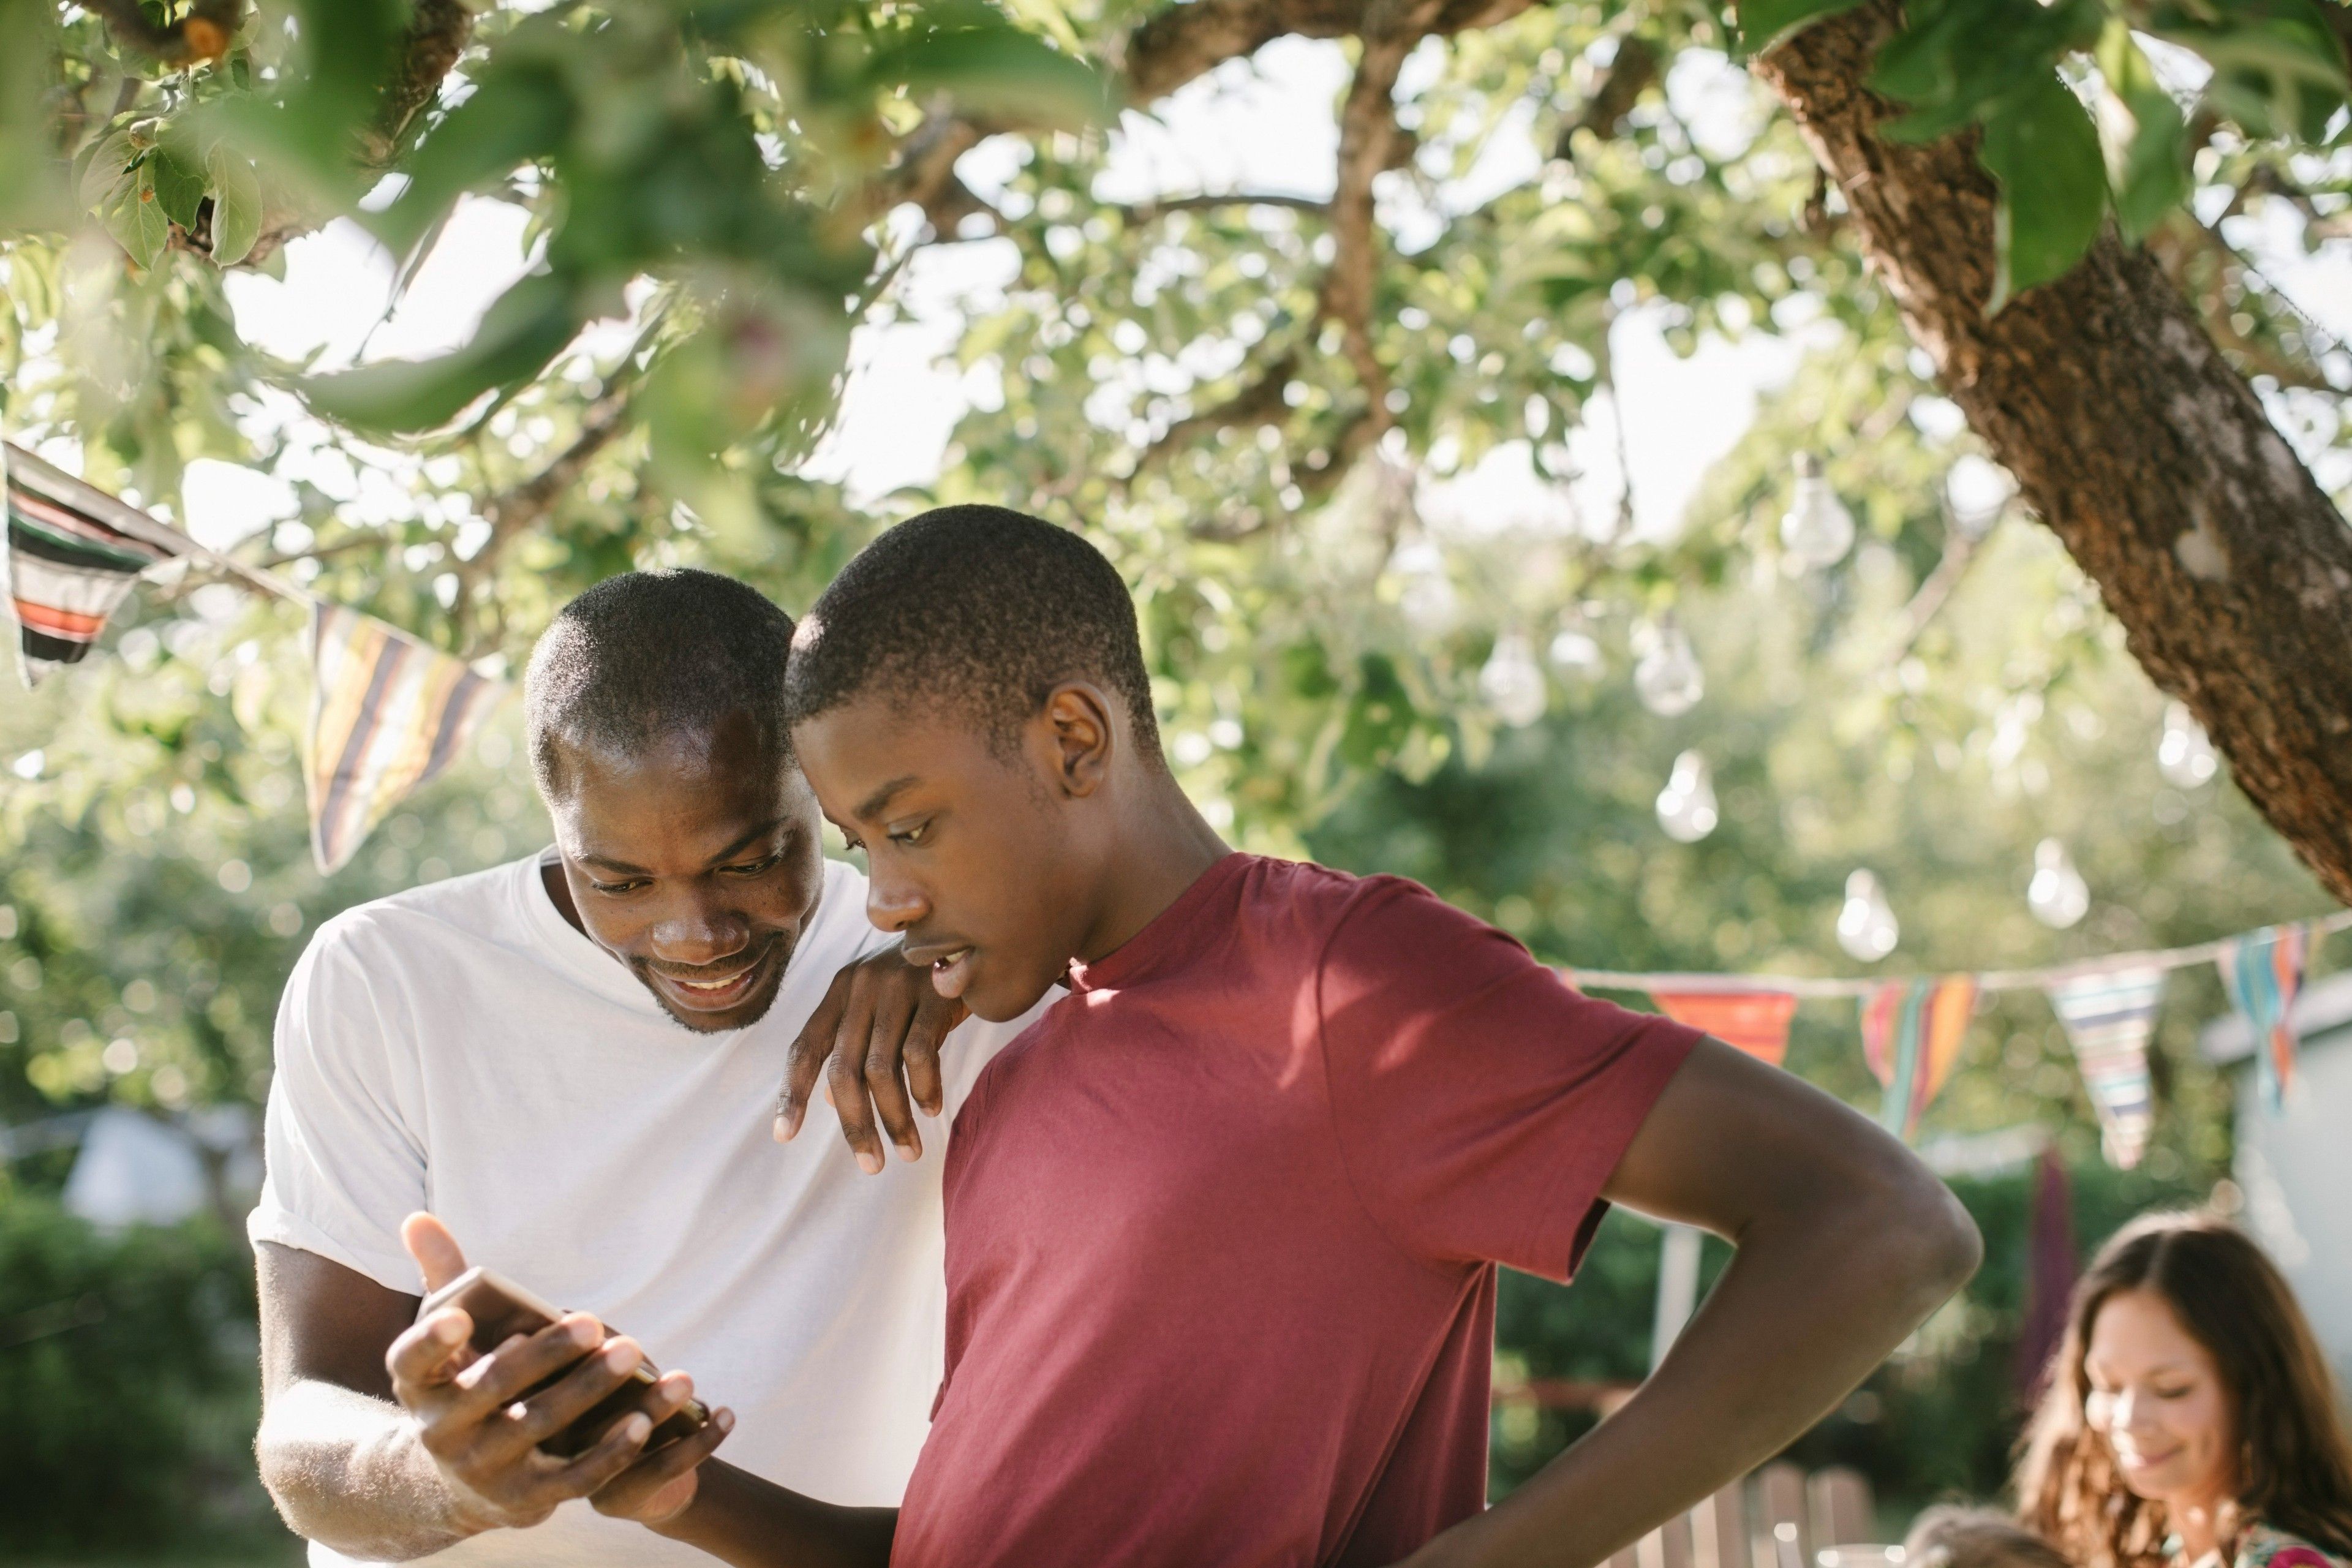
[865,865,929,935]
[649,898,750,963]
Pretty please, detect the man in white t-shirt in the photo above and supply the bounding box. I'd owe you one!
[251,569,1036,1566]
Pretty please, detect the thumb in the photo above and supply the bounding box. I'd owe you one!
[401,1212,470,1295]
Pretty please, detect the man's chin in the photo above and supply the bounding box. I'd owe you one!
[636,946,789,1033]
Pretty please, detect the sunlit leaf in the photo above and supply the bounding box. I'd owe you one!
[1730,0,1871,58]
[866,27,1112,129]
[148,148,206,233]
[1978,71,2108,312]
[2094,24,2192,243]
[298,271,584,432]
[206,146,263,266]
[101,162,171,272]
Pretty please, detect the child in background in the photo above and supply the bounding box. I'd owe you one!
[1904,1508,2073,1568]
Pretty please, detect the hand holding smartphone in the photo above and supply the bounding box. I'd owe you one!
[418,1265,711,1458]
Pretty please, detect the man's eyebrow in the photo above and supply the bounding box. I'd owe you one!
[576,852,650,875]
[854,775,921,821]
[705,817,790,867]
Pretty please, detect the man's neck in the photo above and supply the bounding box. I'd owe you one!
[1072,774,1231,967]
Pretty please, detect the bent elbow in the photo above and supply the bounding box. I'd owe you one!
[1886,1164,1981,1315]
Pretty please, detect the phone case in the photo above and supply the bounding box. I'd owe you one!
[417,1266,710,1458]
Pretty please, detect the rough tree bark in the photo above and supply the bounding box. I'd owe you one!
[1751,3,2352,906]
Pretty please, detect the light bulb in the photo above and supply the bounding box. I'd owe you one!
[1944,454,2013,540]
[1389,538,1458,635]
[2157,701,2217,788]
[1656,750,1718,843]
[1549,628,1604,679]
[1837,869,1898,962]
[2027,837,2089,930]
[1633,623,1704,717]
[1480,634,1548,728]
[1781,454,1856,571]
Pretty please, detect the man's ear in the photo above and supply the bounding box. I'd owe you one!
[1039,682,1116,798]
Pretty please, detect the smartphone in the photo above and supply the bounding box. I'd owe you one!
[416,1265,710,1459]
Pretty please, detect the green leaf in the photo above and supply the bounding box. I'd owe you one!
[1977,72,2108,312]
[148,148,206,233]
[1730,0,1871,58]
[76,130,137,214]
[2094,25,2192,243]
[206,147,263,266]
[101,162,172,272]
[2146,0,2351,140]
[367,64,571,261]
[299,271,583,432]
[867,28,1114,129]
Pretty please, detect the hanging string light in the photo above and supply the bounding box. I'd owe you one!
[2027,838,2090,929]
[1944,453,2015,541]
[1837,869,1899,962]
[1388,537,1458,635]
[1633,620,1704,717]
[1480,633,1548,728]
[1548,625,1604,679]
[1781,453,1856,571]
[1656,750,1718,842]
[2157,701,2218,788]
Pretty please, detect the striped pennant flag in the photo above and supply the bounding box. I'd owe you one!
[307,601,503,874]
[1863,976,1978,1139]
[2046,966,2164,1169]
[2,443,185,686]
[2217,924,2314,1110]
[1652,990,1798,1066]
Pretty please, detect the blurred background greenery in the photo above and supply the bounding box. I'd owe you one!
[4,0,2348,1558]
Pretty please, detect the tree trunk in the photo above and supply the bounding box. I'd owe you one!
[1752,2,2352,906]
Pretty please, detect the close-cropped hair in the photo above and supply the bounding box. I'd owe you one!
[524,567,796,797]
[783,504,1162,762]
[2016,1210,2352,1568]
[1902,1508,2071,1568]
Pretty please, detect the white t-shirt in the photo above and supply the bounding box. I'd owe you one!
[249,851,1033,1567]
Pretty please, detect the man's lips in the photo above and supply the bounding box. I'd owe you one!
[647,940,778,1011]
[903,939,977,998]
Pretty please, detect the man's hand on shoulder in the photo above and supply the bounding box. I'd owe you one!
[775,942,967,1172]
[385,1216,734,1534]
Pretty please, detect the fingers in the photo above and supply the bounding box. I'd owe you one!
[492,1336,652,1455]
[863,979,922,1164]
[902,992,964,1120]
[778,967,854,1143]
[402,1212,471,1294]
[388,1306,478,1393]
[590,1405,736,1523]
[435,1314,603,1431]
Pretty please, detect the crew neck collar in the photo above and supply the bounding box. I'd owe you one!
[1065,851,1248,995]
[516,848,669,1017]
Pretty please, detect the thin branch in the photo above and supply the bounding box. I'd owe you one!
[1128,348,1301,481]
[449,386,635,649]
[1118,192,1333,221]
[1554,35,1659,158]
[360,0,475,167]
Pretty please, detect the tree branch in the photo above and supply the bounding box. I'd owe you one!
[1129,348,1302,480]
[1555,36,1659,157]
[1118,192,1333,221]
[1753,0,2352,903]
[451,386,635,647]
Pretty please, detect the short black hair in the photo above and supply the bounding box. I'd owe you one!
[785,505,1161,761]
[526,568,795,797]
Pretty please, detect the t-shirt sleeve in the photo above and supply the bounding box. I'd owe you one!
[246,916,430,1295]
[1317,878,1702,1282]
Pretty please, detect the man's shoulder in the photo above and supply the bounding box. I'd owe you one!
[1229,854,1441,946]
[303,856,537,972]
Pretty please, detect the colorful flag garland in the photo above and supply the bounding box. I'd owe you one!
[2216,924,2314,1109]
[1862,976,1978,1139]
[2046,966,2163,1169]
[1,444,508,875]
[2,445,183,686]
[306,601,504,875]
[1652,990,1798,1066]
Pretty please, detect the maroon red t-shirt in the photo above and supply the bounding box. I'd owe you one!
[891,854,1700,1568]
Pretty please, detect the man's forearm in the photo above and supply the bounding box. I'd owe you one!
[258,1379,489,1561]
[1410,1174,1979,1568]
[649,1460,895,1568]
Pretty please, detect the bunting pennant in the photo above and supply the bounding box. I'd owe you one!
[2,444,183,686]
[1653,990,1798,1066]
[2216,924,2313,1109]
[1862,976,1978,1139]
[306,601,503,875]
[2046,966,2164,1169]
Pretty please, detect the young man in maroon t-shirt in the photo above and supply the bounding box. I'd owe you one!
[390,506,1981,1566]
